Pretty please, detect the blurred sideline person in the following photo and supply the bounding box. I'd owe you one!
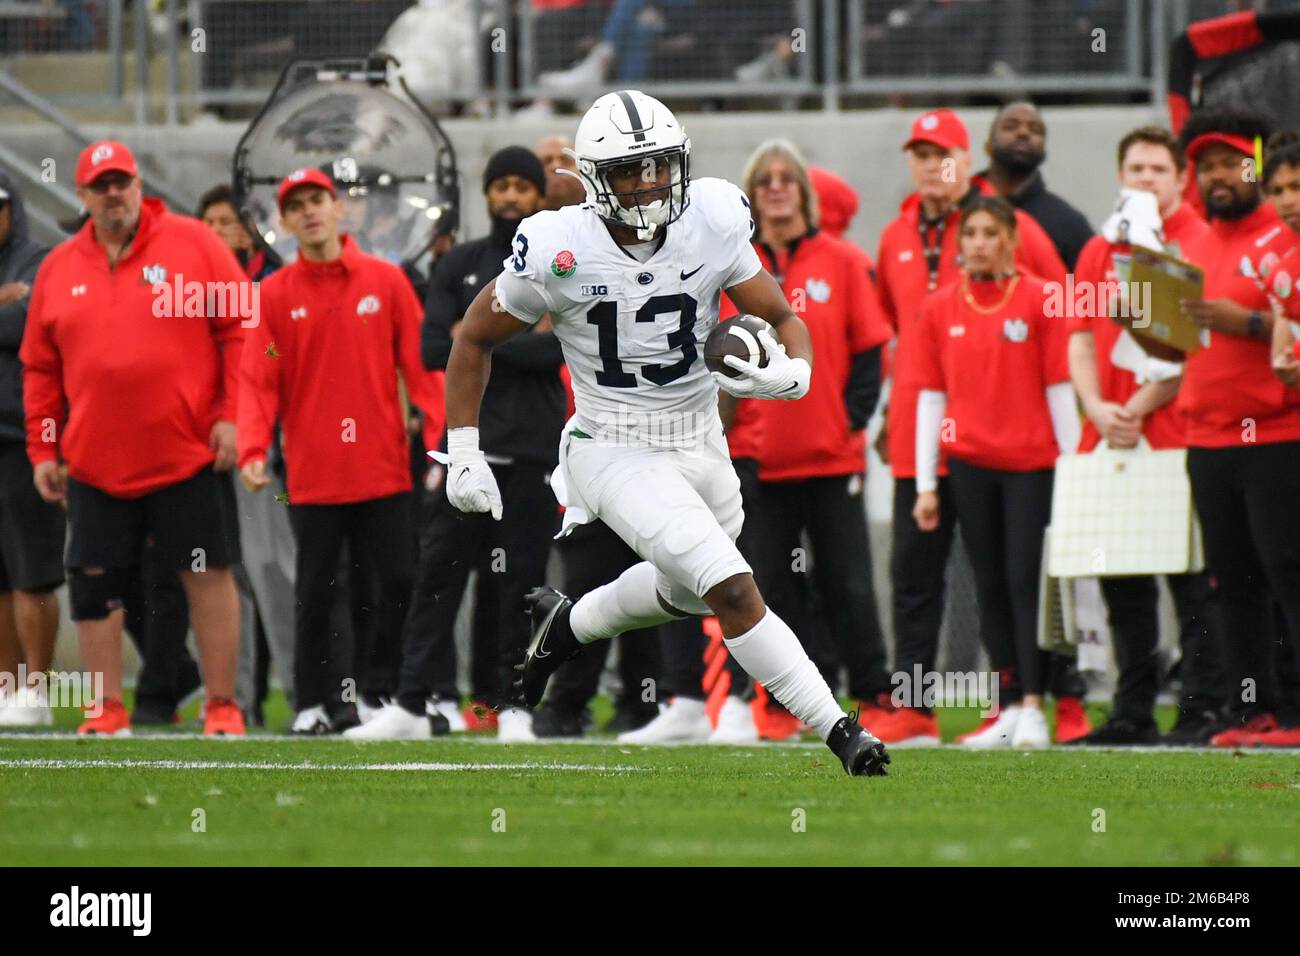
[1065,127,1225,746]
[876,109,1086,746]
[1266,131,1300,389]
[198,183,295,725]
[238,169,439,735]
[536,135,588,211]
[350,147,564,742]
[0,171,62,727]
[443,91,891,777]
[978,101,1093,270]
[22,140,245,736]
[913,197,1078,749]
[1174,111,1300,748]
[737,140,893,722]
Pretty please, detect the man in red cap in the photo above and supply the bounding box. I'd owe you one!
[873,109,1082,747]
[1171,110,1300,748]
[238,167,440,735]
[22,140,248,735]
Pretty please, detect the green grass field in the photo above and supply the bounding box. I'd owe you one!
[2,696,1297,866]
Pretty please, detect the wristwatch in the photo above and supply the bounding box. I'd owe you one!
[1247,311,1264,340]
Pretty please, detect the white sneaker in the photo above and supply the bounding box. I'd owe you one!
[0,686,54,727]
[291,705,332,735]
[497,707,536,742]
[428,697,468,732]
[538,41,612,94]
[357,697,390,724]
[619,697,712,745]
[1010,706,1050,749]
[343,704,432,740]
[961,706,1023,750]
[708,696,760,745]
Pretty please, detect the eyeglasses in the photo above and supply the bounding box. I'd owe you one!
[755,172,798,190]
[86,176,135,195]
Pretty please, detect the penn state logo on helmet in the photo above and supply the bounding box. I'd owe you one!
[563,90,691,242]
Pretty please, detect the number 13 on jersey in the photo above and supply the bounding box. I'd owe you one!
[586,293,698,387]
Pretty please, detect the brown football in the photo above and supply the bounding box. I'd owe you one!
[705,314,775,378]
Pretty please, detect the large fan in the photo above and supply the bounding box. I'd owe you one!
[232,54,459,270]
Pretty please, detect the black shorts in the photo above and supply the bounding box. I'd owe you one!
[0,442,66,592]
[66,465,240,573]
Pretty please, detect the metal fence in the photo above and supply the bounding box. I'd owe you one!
[2,0,1292,121]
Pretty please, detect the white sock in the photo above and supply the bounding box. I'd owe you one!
[569,562,679,644]
[724,608,845,740]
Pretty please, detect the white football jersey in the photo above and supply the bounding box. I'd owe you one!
[494,177,761,446]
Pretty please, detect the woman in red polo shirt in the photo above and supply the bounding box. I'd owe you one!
[912,196,1078,749]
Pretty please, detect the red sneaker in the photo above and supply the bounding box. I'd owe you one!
[203,698,246,736]
[1054,696,1092,743]
[462,701,499,732]
[77,699,131,736]
[867,706,940,746]
[854,694,893,730]
[1211,713,1279,748]
[1232,724,1300,747]
[954,713,997,743]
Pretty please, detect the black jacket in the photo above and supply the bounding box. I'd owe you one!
[0,171,50,444]
[977,168,1094,271]
[422,234,564,465]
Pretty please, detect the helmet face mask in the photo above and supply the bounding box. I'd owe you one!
[567,90,692,240]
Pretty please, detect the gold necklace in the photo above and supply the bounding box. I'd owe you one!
[961,273,1020,315]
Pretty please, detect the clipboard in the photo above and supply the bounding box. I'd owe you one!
[1115,245,1205,355]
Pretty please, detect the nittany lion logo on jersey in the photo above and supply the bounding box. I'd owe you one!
[356,295,381,316]
[141,263,167,285]
[1002,318,1029,343]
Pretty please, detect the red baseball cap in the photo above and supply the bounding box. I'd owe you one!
[903,109,969,153]
[76,140,139,186]
[1185,132,1255,164]
[277,168,337,210]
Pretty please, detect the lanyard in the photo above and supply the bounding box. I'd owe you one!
[919,214,946,291]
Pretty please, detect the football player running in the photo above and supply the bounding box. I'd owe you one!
[439,90,889,776]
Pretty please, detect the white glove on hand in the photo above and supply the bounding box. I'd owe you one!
[712,329,811,400]
[428,427,503,520]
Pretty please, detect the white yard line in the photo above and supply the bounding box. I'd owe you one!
[0,758,647,773]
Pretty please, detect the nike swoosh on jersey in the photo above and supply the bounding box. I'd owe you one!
[680,264,705,280]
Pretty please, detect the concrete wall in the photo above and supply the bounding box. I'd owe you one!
[5,103,1163,248]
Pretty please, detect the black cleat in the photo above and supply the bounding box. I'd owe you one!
[826,713,891,777]
[1063,716,1158,746]
[514,587,581,708]
[1158,707,1225,747]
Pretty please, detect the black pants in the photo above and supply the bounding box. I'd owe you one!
[396,462,556,713]
[123,545,196,715]
[1186,442,1300,720]
[947,458,1055,701]
[1099,572,1224,724]
[891,476,958,694]
[288,493,414,713]
[543,520,662,719]
[751,472,890,700]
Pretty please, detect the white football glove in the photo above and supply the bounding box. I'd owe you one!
[711,329,811,400]
[428,427,503,520]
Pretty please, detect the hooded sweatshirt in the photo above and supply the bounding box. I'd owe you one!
[0,171,50,444]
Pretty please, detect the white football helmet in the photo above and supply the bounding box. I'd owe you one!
[564,90,691,241]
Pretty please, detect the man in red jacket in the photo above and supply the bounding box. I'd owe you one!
[21,140,246,736]
[238,168,440,735]
[1173,111,1300,748]
[874,109,1085,745]
[1066,125,1225,746]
